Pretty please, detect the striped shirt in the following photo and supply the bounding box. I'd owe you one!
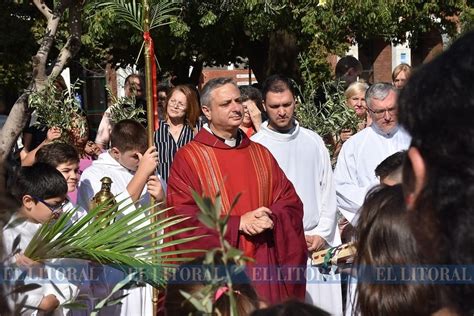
[154,120,195,182]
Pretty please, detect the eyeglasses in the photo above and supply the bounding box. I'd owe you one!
[32,195,68,217]
[168,99,186,109]
[368,106,397,118]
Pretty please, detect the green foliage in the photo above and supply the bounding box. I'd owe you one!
[296,55,361,156]
[199,10,218,27]
[106,87,146,124]
[90,273,137,315]
[23,199,203,288]
[296,82,360,156]
[179,191,251,315]
[459,3,474,35]
[79,0,468,85]
[28,80,87,142]
[2,0,469,94]
[96,0,182,32]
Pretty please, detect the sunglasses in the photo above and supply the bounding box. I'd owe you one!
[31,195,68,218]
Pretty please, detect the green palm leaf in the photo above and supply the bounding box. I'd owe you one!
[23,200,202,287]
[150,0,182,30]
[98,0,144,32]
[98,0,182,33]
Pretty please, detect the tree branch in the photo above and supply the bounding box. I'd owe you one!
[50,1,82,78]
[0,0,83,166]
[32,0,54,20]
[32,0,73,85]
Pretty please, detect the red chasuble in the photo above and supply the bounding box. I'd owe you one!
[166,129,307,304]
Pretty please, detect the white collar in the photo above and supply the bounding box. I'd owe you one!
[203,123,239,147]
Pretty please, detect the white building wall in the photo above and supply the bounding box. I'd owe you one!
[391,42,411,70]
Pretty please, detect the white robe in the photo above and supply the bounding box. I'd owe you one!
[2,214,79,316]
[77,151,161,316]
[63,200,87,224]
[61,201,95,316]
[334,125,411,225]
[77,151,142,212]
[252,121,343,315]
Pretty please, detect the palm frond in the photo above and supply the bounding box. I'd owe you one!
[150,0,182,30]
[90,273,136,316]
[98,0,144,32]
[23,200,203,287]
[98,0,182,33]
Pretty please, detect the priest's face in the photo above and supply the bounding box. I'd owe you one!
[203,83,243,135]
[264,89,296,131]
[368,90,398,134]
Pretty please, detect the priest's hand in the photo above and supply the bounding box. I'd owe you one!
[239,207,274,236]
[305,235,327,252]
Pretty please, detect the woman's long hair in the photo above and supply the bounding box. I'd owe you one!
[353,185,436,316]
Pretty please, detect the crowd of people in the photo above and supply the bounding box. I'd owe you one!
[1,30,473,316]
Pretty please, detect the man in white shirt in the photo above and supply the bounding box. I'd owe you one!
[252,75,342,315]
[334,82,411,225]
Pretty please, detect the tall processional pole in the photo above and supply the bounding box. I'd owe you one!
[142,0,159,314]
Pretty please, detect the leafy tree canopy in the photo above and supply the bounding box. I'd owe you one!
[1,0,471,92]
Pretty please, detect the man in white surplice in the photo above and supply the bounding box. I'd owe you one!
[251,75,342,315]
[334,82,411,225]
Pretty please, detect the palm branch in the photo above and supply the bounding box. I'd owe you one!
[97,0,182,32]
[23,199,204,288]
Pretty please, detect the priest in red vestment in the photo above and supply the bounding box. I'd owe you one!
[165,77,307,305]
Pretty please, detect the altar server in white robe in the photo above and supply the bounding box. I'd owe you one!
[77,120,165,316]
[334,82,411,225]
[252,75,342,315]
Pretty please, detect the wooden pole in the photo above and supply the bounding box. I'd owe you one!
[143,0,154,145]
[142,1,159,314]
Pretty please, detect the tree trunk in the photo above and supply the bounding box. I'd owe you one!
[0,0,82,192]
[247,30,301,85]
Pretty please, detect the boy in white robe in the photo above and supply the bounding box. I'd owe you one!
[2,164,78,315]
[252,75,342,315]
[36,142,97,315]
[77,119,164,316]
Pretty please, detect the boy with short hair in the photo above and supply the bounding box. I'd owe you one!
[375,150,406,186]
[2,163,78,314]
[35,143,94,315]
[78,119,164,209]
[36,142,87,222]
[77,119,164,316]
